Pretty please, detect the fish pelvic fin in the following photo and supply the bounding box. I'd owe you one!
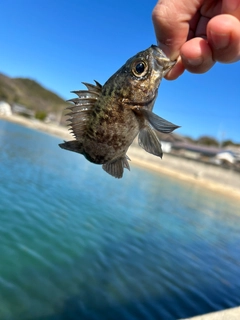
[66,81,102,139]
[138,125,163,158]
[135,108,180,134]
[59,140,83,155]
[102,155,130,179]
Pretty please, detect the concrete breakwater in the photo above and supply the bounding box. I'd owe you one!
[182,306,240,319]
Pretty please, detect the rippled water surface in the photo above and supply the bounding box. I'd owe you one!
[0,119,240,320]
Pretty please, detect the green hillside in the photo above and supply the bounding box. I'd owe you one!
[0,73,66,118]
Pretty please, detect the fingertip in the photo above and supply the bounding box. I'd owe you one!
[180,38,215,73]
[207,14,240,63]
[164,58,185,80]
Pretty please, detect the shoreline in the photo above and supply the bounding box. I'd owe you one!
[1,114,240,201]
[0,114,72,140]
[128,147,240,201]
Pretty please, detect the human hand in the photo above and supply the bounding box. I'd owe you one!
[152,0,240,79]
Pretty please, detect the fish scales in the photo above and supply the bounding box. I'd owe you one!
[59,45,180,178]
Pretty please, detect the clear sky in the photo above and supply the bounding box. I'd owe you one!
[1,0,239,142]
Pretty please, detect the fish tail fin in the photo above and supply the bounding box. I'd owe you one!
[59,140,83,154]
[102,155,130,179]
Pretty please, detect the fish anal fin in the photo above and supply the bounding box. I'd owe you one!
[138,125,163,158]
[136,108,180,134]
[123,155,131,171]
[102,156,130,179]
[59,140,83,155]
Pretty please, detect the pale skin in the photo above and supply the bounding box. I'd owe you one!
[152,0,240,79]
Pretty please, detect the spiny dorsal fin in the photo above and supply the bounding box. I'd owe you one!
[66,81,102,139]
[81,80,102,92]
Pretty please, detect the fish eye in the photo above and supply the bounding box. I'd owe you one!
[132,60,148,77]
[136,63,145,74]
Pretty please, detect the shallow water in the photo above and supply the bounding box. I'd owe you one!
[0,119,240,320]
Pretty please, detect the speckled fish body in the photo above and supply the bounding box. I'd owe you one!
[59,45,179,178]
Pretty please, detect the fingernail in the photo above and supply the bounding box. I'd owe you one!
[210,31,230,49]
[156,40,175,60]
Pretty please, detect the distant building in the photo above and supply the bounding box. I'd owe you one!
[12,103,34,118]
[215,151,239,165]
[0,101,12,116]
[45,112,58,123]
[171,142,240,167]
[161,141,172,153]
[157,132,187,154]
[171,142,222,161]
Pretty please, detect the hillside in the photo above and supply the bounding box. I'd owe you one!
[0,73,66,117]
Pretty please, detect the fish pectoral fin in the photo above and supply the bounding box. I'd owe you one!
[59,140,83,154]
[102,156,130,179]
[138,108,180,134]
[138,125,163,158]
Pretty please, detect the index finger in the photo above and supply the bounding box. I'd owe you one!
[152,0,201,59]
[222,0,240,18]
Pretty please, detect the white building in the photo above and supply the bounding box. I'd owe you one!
[0,101,12,116]
[215,151,237,164]
[160,141,172,153]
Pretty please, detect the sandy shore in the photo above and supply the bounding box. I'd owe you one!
[1,114,240,201]
[0,114,72,140]
[129,147,240,201]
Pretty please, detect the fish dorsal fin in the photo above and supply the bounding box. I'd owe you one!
[66,81,102,139]
[138,125,163,158]
[135,108,180,134]
[102,155,130,178]
[80,80,102,92]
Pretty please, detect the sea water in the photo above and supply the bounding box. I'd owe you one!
[0,119,240,320]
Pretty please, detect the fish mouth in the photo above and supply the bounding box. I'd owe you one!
[151,45,176,76]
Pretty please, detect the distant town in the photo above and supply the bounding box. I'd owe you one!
[0,72,240,173]
[1,99,240,173]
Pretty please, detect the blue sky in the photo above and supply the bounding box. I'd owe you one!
[1,0,239,142]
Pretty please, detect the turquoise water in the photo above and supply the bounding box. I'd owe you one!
[0,119,240,320]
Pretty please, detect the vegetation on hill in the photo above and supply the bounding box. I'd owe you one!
[185,135,240,148]
[0,72,67,121]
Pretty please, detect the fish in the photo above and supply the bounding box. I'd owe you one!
[59,45,179,178]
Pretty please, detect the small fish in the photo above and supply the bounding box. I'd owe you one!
[59,45,179,178]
